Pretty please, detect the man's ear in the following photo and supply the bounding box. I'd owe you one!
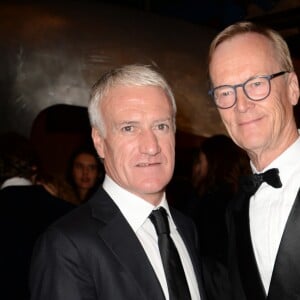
[288,72,300,106]
[91,127,105,159]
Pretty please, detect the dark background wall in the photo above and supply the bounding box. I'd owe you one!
[1,0,299,179]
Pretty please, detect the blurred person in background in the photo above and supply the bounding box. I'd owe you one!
[188,134,250,264]
[0,132,38,189]
[66,146,104,204]
[0,132,75,300]
[187,134,250,300]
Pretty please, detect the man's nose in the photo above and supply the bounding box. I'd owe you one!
[235,87,253,112]
[139,130,161,155]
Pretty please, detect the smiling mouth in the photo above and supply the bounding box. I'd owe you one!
[137,162,160,167]
[239,116,262,126]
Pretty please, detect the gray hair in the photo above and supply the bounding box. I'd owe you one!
[208,21,294,82]
[88,64,177,136]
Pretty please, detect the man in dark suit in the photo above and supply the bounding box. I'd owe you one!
[0,131,75,300]
[29,64,207,300]
[207,21,300,299]
[0,184,75,300]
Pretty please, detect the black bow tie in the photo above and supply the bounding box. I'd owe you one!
[240,168,282,195]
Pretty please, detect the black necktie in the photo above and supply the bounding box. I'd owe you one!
[149,207,191,300]
[240,168,282,195]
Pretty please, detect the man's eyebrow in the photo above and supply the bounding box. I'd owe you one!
[118,120,139,125]
[153,117,172,123]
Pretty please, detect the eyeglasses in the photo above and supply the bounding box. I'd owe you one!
[209,71,288,109]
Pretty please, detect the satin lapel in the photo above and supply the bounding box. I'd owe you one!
[233,191,266,299]
[90,189,165,300]
[171,209,207,300]
[268,189,300,300]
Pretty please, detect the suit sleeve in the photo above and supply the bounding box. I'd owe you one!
[29,227,96,300]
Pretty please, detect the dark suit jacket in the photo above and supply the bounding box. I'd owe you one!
[29,187,207,300]
[227,187,300,300]
[0,185,75,300]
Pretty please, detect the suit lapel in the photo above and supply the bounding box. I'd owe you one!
[267,189,300,300]
[171,208,207,300]
[233,191,266,299]
[90,189,165,300]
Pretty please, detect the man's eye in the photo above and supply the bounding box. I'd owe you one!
[220,89,233,97]
[249,80,263,88]
[121,125,133,132]
[157,123,169,130]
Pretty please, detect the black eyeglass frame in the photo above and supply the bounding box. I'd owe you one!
[208,71,289,109]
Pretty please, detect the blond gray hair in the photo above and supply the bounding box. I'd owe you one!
[88,64,177,136]
[208,21,294,81]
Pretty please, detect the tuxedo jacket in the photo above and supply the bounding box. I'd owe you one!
[29,187,207,300]
[227,188,300,300]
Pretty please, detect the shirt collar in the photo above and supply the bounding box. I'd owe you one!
[102,175,171,233]
[0,177,32,189]
[250,135,300,187]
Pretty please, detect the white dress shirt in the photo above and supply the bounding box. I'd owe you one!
[103,175,201,300]
[0,176,32,189]
[249,136,300,293]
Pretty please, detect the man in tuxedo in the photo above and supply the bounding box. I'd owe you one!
[29,64,206,300]
[207,21,300,299]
